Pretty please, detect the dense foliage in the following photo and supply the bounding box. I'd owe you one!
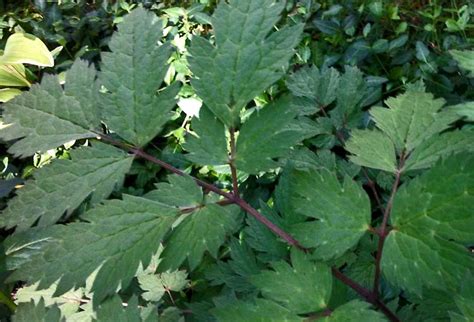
[0,0,473,321]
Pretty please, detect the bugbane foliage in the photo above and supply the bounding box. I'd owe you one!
[0,1,473,321]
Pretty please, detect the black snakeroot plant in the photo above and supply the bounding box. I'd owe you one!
[1,1,473,321]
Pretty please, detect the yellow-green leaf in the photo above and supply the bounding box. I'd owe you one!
[0,33,54,67]
[0,64,30,87]
[0,88,22,102]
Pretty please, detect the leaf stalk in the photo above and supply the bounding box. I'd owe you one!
[373,152,406,297]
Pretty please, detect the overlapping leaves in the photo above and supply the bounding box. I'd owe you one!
[212,250,384,321]
[149,175,240,271]
[5,194,179,302]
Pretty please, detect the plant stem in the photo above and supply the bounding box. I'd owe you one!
[372,152,406,297]
[228,128,240,198]
[233,195,306,250]
[98,134,304,250]
[332,268,400,322]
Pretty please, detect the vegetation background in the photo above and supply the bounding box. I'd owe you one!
[0,0,472,320]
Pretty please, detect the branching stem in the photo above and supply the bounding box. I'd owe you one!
[97,134,399,321]
[98,134,305,250]
[332,268,400,322]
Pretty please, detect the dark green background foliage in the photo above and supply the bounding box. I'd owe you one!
[0,0,473,321]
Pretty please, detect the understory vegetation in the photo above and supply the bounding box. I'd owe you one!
[0,0,473,321]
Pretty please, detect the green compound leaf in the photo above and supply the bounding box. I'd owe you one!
[236,96,317,174]
[12,299,62,322]
[370,92,455,153]
[159,203,240,271]
[287,66,340,108]
[320,300,386,321]
[281,168,370,260]
[382,154,474,296]
[188,0,303,126]
[0,59,100,157]
[5,194,178,302]
[451,50,474,76]
[251,250,332,314]
[346,91,472,172]
[403,130,474,171]
[345,129,397,173]
[0,142,133,231]
[211,298,301,322]
[99,7,180,147]
[184,106,229,166]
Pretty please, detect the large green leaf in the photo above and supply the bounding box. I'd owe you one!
[99,8,180,147]
[0,33,54,67]
[5,194,178,302]
[251,250,332,314]
[188,0,303,126]
[235,96,317,174]
[280,167,371,260]
[451,50,474,76]
[0,60,100,157]
[184,106,229,166]
[0,143,133,231]
[382,154,474,296]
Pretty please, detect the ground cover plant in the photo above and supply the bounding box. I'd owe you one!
[0,0,473,321]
